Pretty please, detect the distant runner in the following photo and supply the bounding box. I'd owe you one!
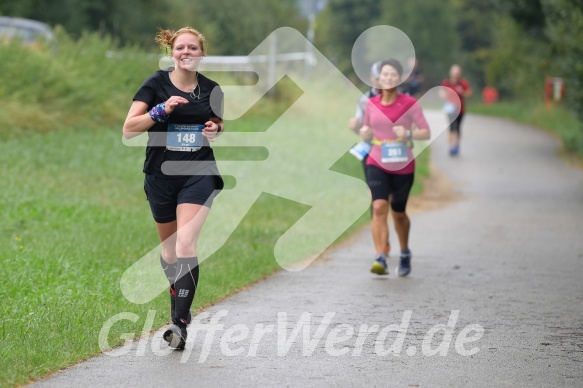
[441,64,472,156]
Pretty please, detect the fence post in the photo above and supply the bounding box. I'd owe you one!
[268,33,277,97]
[304,13,316,78]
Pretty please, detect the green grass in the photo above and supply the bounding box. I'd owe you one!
[468,100,583,161]
[0,30,430,387]
[0,120,429,387]
[0,123,309,386]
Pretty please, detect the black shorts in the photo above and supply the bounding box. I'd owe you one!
[366,165,414,212]
[449,112,464,135]
[144,174,222,223]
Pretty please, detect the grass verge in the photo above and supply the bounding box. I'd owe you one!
[468,100,583,163]
[0,119,429,387]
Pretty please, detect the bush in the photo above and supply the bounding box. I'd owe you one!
[0,27,154,139]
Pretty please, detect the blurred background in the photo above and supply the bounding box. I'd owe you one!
[1,0,582,153]
[0,0,581,97]
[1,2,582,385]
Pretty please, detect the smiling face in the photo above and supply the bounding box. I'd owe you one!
[171,33,204,72]
[378,64,402,91]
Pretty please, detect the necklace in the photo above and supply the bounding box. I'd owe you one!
[190,72,201,99]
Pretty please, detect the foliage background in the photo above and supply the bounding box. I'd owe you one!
[2,0,581,153]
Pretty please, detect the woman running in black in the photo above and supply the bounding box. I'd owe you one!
[122,26,224,349]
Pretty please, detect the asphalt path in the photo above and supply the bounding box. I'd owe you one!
[34,113,583,387]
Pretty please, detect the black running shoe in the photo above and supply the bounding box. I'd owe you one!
[397,251,412,277]
[163,318,188,350]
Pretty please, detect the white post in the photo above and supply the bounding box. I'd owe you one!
[268,33,277,96]
[304,13,315,78]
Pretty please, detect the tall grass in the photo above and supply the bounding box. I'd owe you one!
[0,28,150,140]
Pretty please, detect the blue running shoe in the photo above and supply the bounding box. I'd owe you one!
[397,251,412,277]
[370,254,389,275]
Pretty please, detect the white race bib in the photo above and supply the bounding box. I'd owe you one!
[381,142,408,163]
[166,123,205,152]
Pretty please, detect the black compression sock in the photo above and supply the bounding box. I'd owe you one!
[159,255,177,285]
[174,257,199,324]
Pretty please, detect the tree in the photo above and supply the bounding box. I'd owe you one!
[0,0,306,49]
[377,0,460,86]
[315,0,380,79]
[166,0,306,55]
[315,0,459,86]
[452,0,498,90]
[543,0,583,148]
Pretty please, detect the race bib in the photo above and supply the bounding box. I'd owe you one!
[381,142,408,163]
[443,102,456,115]
[349,140,372,161]
[166,123,205,152]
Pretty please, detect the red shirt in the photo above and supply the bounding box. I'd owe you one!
[442,78,470,114]
[364,93,430,175]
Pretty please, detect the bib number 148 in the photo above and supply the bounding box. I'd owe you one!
[176,133,197,143]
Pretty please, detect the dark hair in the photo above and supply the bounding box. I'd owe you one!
[379,59,403,77]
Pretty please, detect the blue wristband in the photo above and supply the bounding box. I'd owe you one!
[149,103,168,123]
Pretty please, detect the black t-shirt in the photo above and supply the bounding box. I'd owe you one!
[133,70,224,177]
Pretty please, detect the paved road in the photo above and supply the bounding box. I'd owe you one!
[34,113,583,387]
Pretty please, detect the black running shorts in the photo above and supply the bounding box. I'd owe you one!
[366,165,414,212]
[144,174,221,223]
[449,112,464,136]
